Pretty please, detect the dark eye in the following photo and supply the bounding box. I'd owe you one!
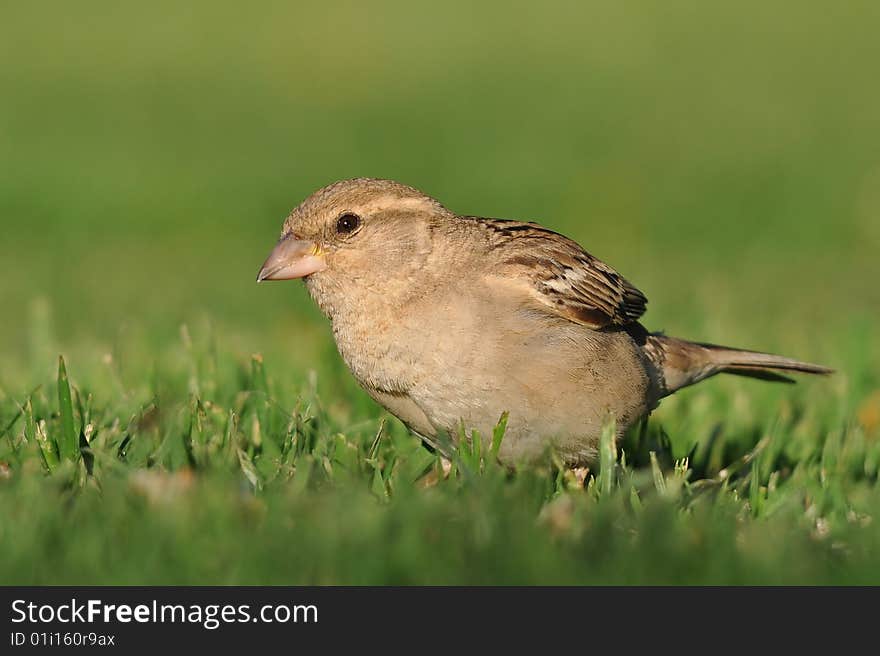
[335,213,361,235]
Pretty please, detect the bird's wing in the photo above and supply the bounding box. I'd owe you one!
[477,219,647,329]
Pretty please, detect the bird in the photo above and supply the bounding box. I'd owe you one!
[257,178,831,465]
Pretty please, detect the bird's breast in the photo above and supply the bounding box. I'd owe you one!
[327,282,493,399]
[326,282,654,466]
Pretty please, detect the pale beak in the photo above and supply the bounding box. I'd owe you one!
[256,234,328,282]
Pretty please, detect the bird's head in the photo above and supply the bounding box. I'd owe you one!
[257,178,453,317]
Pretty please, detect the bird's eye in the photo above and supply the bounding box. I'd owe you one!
[335,213,361,235]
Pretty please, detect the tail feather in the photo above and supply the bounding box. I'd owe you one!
[646,334,832,397]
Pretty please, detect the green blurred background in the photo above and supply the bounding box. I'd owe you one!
[1,1,879,584]
[4,0,878,376]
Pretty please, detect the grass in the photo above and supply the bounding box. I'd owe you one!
[1,1,879,584]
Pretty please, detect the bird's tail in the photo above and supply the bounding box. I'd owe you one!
[647,334,832,397]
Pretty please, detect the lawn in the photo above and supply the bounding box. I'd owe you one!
[1,1,879,584]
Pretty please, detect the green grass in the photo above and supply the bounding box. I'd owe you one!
[1,1,879,584]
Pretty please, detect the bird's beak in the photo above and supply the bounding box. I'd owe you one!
[256,234,328,282]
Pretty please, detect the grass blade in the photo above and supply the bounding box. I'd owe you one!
[251,354,269,397]
[650,451,667,495]
[490,411,508,459]
[598,417,617,497]
[26,400,58,472]
[56,356,79,462]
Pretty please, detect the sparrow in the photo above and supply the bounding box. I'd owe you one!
[257,178,831,465]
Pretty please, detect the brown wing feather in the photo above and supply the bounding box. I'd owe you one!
[476,218,647,329]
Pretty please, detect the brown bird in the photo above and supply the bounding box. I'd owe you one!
[258,178,831,465]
